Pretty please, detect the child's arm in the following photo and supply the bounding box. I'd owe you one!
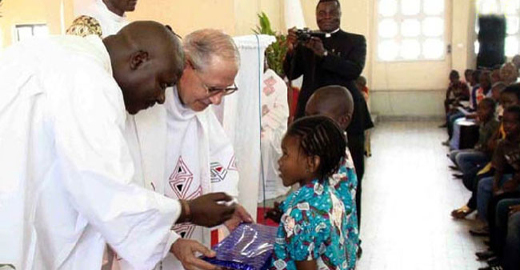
[445,85,453,99]
[492,141,506,194]
[295,260,318,270]
[265,201,283,223]
[493,170,504,194]
[486,127,502,154]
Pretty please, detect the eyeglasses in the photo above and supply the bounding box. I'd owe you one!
[204,81,239,96]
[190,61,239,96]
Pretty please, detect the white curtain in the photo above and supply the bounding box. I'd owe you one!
[284,0,306,29]
[213,35,275,219]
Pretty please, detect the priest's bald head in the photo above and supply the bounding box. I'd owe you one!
[104,21,184,114]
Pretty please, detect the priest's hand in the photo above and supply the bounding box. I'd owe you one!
[170,238,218,270]
[224,204,254,231]
[304,37,326,57]
[287,27,298,53]
[178,192,236,227]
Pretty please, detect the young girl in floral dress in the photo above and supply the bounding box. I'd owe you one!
[269,116,350,270]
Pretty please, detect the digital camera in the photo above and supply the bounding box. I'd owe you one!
[295,28,328,42]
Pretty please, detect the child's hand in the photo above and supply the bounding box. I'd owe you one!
[265,201,283,223]
[509,205,520,216]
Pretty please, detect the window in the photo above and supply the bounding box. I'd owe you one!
[15,24,49,42]
[475,0,520,57]
[377,0,446,61]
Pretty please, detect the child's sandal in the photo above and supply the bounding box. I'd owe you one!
[450,206,474,219]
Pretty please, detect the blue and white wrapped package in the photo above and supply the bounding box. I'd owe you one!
[202,223,277,270]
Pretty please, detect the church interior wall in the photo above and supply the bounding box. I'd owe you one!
[0,0,480,117]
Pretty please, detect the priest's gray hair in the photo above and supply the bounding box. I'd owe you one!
[183,29,240,72]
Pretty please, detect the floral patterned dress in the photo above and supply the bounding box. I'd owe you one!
[330,156,359,269]
[270,179,349,270]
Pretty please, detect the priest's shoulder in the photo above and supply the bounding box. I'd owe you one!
[338,30,365,41]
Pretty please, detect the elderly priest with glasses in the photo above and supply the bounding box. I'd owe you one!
[120,28,253,269]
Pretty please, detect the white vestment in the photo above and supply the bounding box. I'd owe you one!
[0,35,180,270]
[121,87,239,269]
[84,0,129,37]
[259,69,289,202]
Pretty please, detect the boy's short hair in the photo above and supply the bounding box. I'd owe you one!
[502,83,520,100]
[504,105,520,120]
[479,97,496,111]
[450,70,460,78]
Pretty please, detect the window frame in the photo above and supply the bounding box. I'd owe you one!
[15,24,49,42]
[376,0,447,62]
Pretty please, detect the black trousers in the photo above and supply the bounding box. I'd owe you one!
[347,133,365,229]
[488,192,520,255]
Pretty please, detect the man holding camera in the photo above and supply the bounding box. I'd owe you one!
[283,0,372,230]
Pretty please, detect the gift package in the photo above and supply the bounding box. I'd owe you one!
[202,223,278,270]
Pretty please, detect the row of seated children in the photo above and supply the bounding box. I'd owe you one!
[265,85,360,270]
[443,63,520,150]
[445,60,520,269]
[441,69,486,146]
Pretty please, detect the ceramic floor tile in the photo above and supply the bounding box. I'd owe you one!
[356,121,488,270]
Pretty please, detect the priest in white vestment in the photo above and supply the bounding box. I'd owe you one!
[0,22,235,270]
[125,29,253,269]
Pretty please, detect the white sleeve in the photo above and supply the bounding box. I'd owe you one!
[47,62,180,269]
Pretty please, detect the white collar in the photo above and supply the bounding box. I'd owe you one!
[165,86,198,121]
[327,28,340,35]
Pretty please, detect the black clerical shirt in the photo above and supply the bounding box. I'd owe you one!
[284,29,373,136]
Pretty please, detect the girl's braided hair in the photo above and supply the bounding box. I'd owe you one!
[286,116,347,180]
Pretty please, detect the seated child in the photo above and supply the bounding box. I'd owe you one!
[442,70,470,129]
[449,98,499,175]
[475,105,520,234]
[305,85,360,264]
[500,62,519,85]
[269,116,350,270]
[492,82,507,103]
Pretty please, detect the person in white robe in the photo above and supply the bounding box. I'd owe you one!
[0,21,235,270]
[258,68,290,202]
[83,0,136,38]
[123,29,253,269]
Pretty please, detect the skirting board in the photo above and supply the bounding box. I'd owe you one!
[369,89,445,119]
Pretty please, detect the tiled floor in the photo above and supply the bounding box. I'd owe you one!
[356,121,488,270]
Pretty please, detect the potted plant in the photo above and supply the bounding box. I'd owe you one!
[253,12,288,78]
